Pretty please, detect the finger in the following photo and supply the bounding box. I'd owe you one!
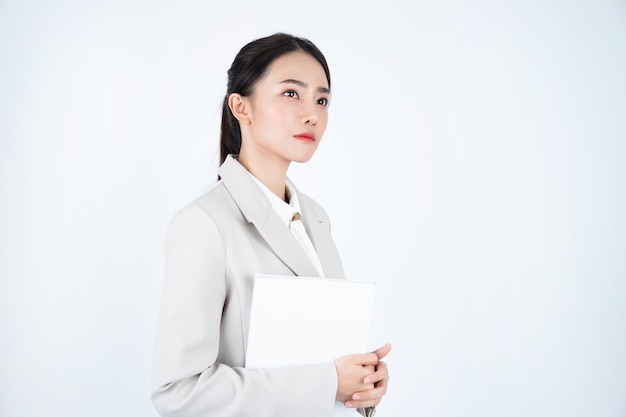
[363,364,388,385]
[352,378,388,401]
[354,352,379,366]
[368,360,388,382]
[345,386,386,409]
[373,343,392,360]
[345,398,382,409]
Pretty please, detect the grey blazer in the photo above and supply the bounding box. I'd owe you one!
[151,155,349,417]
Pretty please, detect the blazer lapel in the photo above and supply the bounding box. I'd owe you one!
[219,155,320,277]
[297,188,346,280]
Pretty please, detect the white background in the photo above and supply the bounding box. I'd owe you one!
[1,1,625,416]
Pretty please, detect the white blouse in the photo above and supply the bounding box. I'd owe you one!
[247,173,326,278]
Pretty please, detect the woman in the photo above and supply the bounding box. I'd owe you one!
[151,33,390,417]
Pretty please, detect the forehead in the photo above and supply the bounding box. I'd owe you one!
[262,50,329,88]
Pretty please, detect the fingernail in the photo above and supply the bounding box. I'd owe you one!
[345,402,353,408]
[364,377,371,384]
[353,394,361,400]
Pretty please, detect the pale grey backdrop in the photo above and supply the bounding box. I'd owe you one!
[1,1,625,416]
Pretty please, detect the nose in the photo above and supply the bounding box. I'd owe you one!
[301,101,319,125]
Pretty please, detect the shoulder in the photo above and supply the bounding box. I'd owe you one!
[174,180,240,220]
[166,180,240,241]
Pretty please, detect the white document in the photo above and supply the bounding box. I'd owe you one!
[246,274,376,417]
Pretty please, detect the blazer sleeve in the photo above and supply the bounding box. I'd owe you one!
[151,204,338,417]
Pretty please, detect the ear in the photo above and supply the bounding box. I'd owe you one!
[228,93,251,125]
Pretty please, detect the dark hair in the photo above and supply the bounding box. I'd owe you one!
[219,33,331,165]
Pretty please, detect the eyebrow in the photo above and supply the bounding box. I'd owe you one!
[280,79,330,94]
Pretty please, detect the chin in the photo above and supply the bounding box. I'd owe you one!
[290,152,317,164]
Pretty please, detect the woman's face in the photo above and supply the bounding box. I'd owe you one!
[240,50,330,166]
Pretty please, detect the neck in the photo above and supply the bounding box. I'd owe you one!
[238,147,290,202]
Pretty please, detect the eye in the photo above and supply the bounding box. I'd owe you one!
[283,90,298,99]
[317,97,329,107]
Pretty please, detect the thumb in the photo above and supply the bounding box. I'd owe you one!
[373,343,392,360]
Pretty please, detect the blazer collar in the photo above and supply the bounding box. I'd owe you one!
[218,155,323,277]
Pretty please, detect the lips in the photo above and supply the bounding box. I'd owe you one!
[293,132,315,142]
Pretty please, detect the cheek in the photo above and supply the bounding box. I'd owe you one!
[256,99,289,123]
[319,111,329,130]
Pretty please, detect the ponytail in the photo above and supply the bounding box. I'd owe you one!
[219,96,241,165]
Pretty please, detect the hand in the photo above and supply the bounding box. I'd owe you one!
[345,343,391,409]
[334,352,378,402]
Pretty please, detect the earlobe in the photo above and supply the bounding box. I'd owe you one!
[228,93,251,125]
